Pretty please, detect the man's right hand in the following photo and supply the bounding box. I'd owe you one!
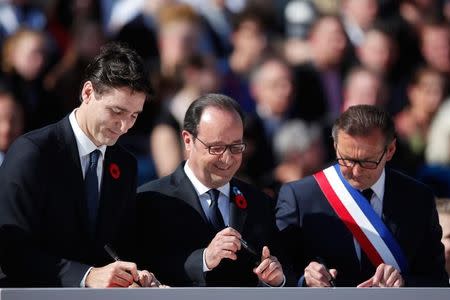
[85,261,140,288]
[205,227,242,269]
[304,261,337,287]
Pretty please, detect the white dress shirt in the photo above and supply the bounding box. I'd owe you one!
[69,110,106,188]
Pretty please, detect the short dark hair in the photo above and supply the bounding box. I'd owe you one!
[332,105,395,146]
[183,93,245,137]
[82,42,153,100]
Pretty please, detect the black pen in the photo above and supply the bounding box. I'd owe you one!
[315,257,336,287]
[239,238,258,257]
[104,244,142,287]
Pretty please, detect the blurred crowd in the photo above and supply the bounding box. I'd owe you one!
[0,0,449,199]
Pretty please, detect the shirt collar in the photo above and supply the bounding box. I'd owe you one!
[184,161,230,198]
[69,110,107,157]
[368,168,385,201]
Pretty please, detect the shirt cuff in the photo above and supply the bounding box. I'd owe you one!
[261,275,286,287]
[80,267,94,287]
[202,249,212,272]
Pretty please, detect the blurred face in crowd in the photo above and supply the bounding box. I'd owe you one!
[335,128,395,190]
[159,20,200,71]
[343,0,378,30]
[0,94,24,152]
[11,32,46,81]
[251,59,293,117]
[184,59,221,94]
[357,30,394,76]
[438,211,450,277]
[343,69,383,111]
[77,82,145,146]
[75,22,106,60]
[408,70,445,115]
[421,25,450,74]
[183,106,244,188]
[232,19,267,56]
[310,17,347,69]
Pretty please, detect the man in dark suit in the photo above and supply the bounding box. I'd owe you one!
[0,43,159,288]
[137,93,289,287]
[276,105,448,287]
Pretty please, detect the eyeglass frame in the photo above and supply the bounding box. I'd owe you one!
[194,136,247,155]
[336,147,387,170]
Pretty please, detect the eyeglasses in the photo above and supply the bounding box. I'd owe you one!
[336,147,386,170]
[195,136,246,155]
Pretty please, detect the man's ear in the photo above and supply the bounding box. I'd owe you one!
[385,138,397,161]
[182,130,192,151]
[81,81,94,103]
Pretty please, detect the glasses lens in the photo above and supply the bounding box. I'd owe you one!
[209,145,227,155]
[359,161,378,169]
[230,144,246,154]
[338,158,353,167]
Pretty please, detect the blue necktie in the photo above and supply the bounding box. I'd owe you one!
[85,150,101,233]
[207,189,225,231]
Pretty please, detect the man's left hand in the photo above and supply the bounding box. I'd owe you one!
[129,270,161,288]
[357,263,404,287]
[253,246,284,286]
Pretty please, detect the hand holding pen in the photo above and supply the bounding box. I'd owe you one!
[304,258,337,287]
[204,227,243,269]
[103,244,161,288]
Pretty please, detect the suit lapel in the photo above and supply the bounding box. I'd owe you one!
[172,165,209,223]
[96,147,124,241]
[56,117,91,236]
[382,169,400,237]
[228,181,247,233]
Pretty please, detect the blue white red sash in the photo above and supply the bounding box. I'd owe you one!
[313,164,408,274]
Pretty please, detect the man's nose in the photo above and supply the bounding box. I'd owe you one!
[219,147,233,162]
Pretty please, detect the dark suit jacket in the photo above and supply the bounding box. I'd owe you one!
[0,117,138,287]
[136,163,292,287]
[276,167,449,287]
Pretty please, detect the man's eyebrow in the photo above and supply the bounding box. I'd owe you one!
[108,105,142,114]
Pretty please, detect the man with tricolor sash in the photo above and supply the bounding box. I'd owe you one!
[276,105,448,287]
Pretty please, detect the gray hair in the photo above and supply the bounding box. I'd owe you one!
[274,119,321,162]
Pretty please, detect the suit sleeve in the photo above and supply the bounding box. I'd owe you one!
[184,248,206,285]
[0,137,90,287]
[276,183,306,286]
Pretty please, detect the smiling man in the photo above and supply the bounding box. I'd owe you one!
[137,94,291,287]
[276,105,448,287]
[0,43,160,287]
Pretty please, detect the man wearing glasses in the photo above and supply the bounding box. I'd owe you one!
[276,105,448,287]
[136,93,290,287]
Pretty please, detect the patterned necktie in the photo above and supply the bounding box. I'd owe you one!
[360,188,375,278]
[207,189,225,231]
[85,150,101,234]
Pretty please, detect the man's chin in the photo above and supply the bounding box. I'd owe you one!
[348,179,364,190]
[98,137,118,147]
[211,174,232,187]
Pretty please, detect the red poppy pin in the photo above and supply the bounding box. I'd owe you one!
[233,186,247,209]
[109,163,120,180]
